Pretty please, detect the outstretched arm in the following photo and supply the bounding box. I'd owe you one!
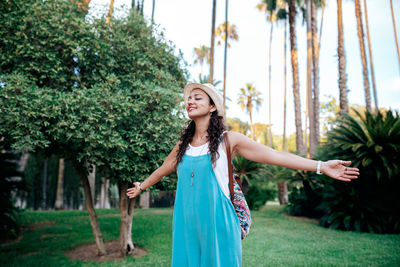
[228,131,359,182]
[126,141,180,198]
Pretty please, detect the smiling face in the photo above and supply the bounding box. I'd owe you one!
[186,88,217,120]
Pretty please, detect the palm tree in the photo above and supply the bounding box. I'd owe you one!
[311,0,324,146]
[257,0,286,148]
[390,0,400,75]
[106,0,114,24]
[237,83,263,140]
[288,0,306,155]
[354,0,372,112]
[209,0,217,84]
[215,20,239,112]
[193,45,210,79]
[337,0,349,113]
[151,0,155,24]
[306,0,315,157]
[232,156,260,194]
[283,5,288,152]
[363,0,378,112]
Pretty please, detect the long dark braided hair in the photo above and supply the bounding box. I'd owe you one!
[176,98,226,167]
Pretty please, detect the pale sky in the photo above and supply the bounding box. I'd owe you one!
[89,0,400,136]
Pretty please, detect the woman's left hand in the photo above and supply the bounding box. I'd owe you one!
[321,160,359,182]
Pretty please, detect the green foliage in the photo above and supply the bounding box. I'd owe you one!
[288,109,400,233]
[0,0,187,192]
[245,181,276,210]
[0,0,99,89]
[233,156,276,210]
[233,155,261,187]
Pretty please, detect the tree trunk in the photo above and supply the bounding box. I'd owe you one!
[337,0,349,113]
[306,0,315,157]
[41,157,48,210]
[55,158,65,210]
[16,152,29,209]
[71,0,91,13]
[249,110,255,140]
[363,0,378,112]
[354,0,371,112]
[289,0,305,156]
[100,177,110,208]
[223,0,229,113]
[80,171,106,255]
[311,0,320,146]
[209,0,217,84]
[151,0,155,24]
[106,0,114,24]
[87,163,96,205]
[118,180,135,256]
[277,181,288,205]
[268,22,274,148]
[283,17,288,152]
[17,152,29,172]
[318,1,325,51]
[390,0,400,75]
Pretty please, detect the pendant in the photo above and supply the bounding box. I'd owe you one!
[191,172,194,186]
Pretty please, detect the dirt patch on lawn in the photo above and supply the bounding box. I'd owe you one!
[281,212,319,224]
[64,241,147,262]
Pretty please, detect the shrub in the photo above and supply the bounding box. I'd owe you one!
[318,109,400,233]
[232,156,277,210]
[288,109,400,233]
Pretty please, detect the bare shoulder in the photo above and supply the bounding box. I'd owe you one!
[226,131,249,144]
[226,131,251,157]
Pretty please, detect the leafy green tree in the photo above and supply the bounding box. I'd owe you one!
[227,117,250,136]
[1,0,186,256]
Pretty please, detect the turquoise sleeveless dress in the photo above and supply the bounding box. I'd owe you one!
[172,151,242,267]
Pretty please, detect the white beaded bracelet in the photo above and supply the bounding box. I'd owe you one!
[138,183,144,191]
[316,160,322,175]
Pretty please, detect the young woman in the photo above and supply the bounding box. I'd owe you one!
[126,83,359,267]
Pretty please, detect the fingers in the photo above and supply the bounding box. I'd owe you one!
[343,174,358,179]
[336,177,351,182]
[340,160,352,166]
[344,170,359,175]
[126,182,141,198]
[347,167,359,172]
[126,190,139,199]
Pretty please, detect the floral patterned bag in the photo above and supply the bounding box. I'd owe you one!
[224,133,252,239]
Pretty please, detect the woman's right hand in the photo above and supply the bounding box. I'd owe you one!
[126,182,142,199]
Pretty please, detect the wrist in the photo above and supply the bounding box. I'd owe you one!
[316,160,324,175]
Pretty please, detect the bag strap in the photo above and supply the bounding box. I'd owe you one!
[223,132,235,203]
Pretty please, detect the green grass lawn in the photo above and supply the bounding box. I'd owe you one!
[1,206,399,266]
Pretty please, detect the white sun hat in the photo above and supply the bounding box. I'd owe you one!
[183,83,225,119]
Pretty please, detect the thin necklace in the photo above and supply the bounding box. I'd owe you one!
[190,142,207,186]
